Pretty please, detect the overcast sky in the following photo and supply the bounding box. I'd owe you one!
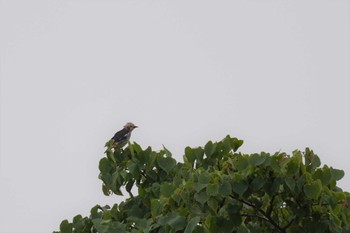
[1,1,349,233]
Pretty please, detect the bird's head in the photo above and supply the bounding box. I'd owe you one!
[124,122,138,131]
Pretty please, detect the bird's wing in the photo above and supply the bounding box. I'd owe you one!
[112,128,129,143]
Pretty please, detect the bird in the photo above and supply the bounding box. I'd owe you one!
[111,122,138,148]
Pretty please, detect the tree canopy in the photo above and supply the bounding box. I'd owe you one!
[54,136,350,233]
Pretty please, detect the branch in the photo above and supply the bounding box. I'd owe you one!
[267,195,276,217]
[236,197,257,209]
[241,213,267,221]
[230,195,286,233]
[140,171,147,178]
[283,217,295,230]
[219,197,226,209]
[127,190,134,198]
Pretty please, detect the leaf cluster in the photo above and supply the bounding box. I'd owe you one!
[54,136,350,233]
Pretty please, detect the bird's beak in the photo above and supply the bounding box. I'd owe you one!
[134,126,138,128]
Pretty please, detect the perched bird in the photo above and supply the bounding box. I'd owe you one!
[111,122,138,148]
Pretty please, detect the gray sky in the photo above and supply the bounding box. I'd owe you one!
[1,1,349,233]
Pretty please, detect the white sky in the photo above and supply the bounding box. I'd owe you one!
[0,1,349,233]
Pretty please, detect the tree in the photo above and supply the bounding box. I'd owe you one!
[54,136,350,233]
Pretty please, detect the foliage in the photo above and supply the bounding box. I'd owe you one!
[54,136,350,233]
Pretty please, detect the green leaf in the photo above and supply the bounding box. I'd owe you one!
[232,180,248,196]
[160,183,174,197]
[330,168,345,181]
[112,170,123,186]
[162,145,172,157]
[60,220,72,233]
[237,225,249,233]
[236,157,250,171]
[105,139,115,148]
[304,180,322,199]
[226,200,242,215]
[184,147,196,165]
[222,136,232,153]
[102,211,112,221]
[287,160,300,176]
[146,151,157,171]
[250,176,265,191]
[198,172,210,184]
[93,219,127,233]
[304,148,321,170]
[126,205,147,219]
[91,219,107,233]
[219,182,232,196]
[231,137,244,152]
[127,217,148,230]
[157,157,176,174]
[180,190,190,203]
[194,147,204,162]
[114,188,123,196]
[194,182,207,193]
[207,183,219,196]
[264,177,283,196]
[313,167,332,186]
[204,215,217,232]
[132,142,143,153]
[250,154,266,166]
[190,205,202,216]
[208,198,219,212]
[151,199,162,218]
[151,183,160,197]
[100,173,113,186]
[230,214,242,228]
[204,141,216,157]
[146,169,158,182]
[218,216,240,231]
[106,149,116,164]
[102,184,111,196]
[167,214,187,232]
[128,141,135,158]
[90,205,101,219]
[127,160,140,179]
[99,158,112,173]
[285,177,295,192]
[72,215,82,224]
[184,216,201,233]
[195,191,210,206]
